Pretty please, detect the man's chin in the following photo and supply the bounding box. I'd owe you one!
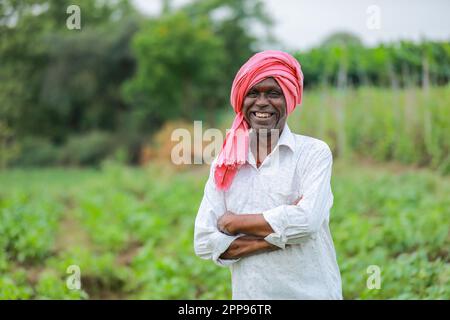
[252,124,272,131]
[251,125,280,134]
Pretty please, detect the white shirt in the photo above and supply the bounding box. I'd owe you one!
[194,124,342,299]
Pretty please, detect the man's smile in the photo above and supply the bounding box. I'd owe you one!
[252,111,274,118]
[250,111,276,120]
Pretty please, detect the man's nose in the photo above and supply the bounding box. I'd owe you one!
[255,93,269,106]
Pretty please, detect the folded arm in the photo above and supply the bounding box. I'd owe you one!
[219,235,279,259]
[217,196,303,237]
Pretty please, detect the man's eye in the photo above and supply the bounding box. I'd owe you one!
[269,91,281,97]
[247,91,258,97]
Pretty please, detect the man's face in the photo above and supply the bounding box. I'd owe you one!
[242,77,287,133]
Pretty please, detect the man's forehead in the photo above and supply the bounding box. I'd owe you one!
[251,78,281,91]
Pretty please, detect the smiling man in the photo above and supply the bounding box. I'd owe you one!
[194,50,342,299]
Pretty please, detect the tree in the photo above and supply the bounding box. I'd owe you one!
[0,0,137,142]
[183,0,274,88]
[122,11,226,133]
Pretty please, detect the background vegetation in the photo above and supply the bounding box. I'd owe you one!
[0,0,448,299]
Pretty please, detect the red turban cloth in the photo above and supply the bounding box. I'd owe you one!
[214,50,304,190]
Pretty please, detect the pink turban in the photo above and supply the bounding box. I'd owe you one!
[214,50,304,191]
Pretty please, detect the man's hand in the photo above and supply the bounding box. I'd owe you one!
[217,211,237,235]
[219,235,279,260]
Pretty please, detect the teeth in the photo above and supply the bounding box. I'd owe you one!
[255,112,271,118]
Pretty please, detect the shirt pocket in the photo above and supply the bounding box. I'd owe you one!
[261,178,301,207]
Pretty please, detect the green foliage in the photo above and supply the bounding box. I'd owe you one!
[0,191,62,263]
[13,137,61,167]
[0,121,20,168]
[288,86,450,174]
[34,270,88,300]
[0,273,33,299]
[183,0,274,83]
[12,131,123,167]
[3,1,448,170]
[0,161,448,299]
[122,10,226,129]
[294,39,450,88]
[0,1,449,299]
[330,163,450,299]
[2,0,274,167]
[0,0,138,144]
[59,131,118,166]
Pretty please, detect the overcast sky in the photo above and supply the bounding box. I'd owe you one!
[132,0,450,50]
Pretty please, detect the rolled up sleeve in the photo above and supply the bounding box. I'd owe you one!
[194,163,242,267]
[262,145,334,249]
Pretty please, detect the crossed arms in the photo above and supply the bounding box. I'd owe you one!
[217,197,302,260]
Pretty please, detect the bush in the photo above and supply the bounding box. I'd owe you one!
[14,137,61,167]
[0,191,62,263]
[59,131,117,166]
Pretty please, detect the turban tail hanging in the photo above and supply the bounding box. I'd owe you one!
[214,50,304,191]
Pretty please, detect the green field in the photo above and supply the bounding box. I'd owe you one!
[0,159,448,299]
[2,0,449,301]
[290,86,450,174]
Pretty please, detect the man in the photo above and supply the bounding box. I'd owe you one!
[194,50,342,299]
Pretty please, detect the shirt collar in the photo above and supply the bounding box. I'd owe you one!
[277,123,296,152]
[247,123,295,165]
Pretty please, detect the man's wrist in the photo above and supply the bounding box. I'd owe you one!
[228,214,242,235]
[252,238,275,253]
